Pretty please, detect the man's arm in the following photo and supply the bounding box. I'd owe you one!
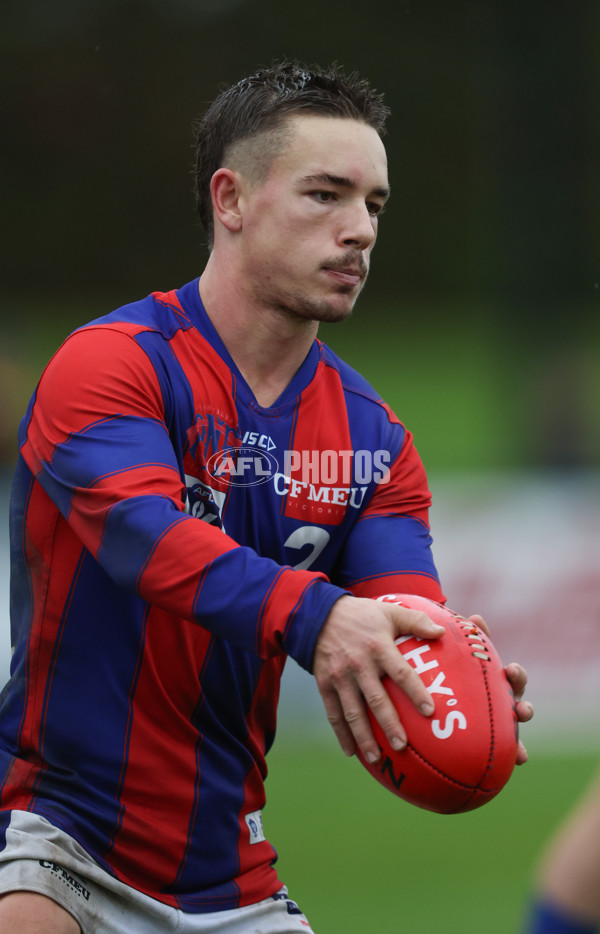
[313,425,532,764]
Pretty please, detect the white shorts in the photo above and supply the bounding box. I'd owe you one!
[0,811,315,933]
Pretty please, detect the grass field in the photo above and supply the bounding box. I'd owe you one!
[264,739,597,933]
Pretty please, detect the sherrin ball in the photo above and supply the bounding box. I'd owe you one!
[357,593,519,814]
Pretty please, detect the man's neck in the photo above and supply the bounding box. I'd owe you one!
[198,261,318,408]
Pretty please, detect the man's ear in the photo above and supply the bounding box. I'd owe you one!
[210,168,243,234]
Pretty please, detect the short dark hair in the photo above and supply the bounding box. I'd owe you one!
[193,60,390,246]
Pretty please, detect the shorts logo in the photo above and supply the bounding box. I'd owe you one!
[272,890,306,917]
[39,861,91,901]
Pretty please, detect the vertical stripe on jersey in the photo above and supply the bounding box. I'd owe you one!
[161,647,284,910]
[283,361,353,526]
[101,610,216,896]
[1,486,91,813]
[232,655,284,904]
[103,603,150,860]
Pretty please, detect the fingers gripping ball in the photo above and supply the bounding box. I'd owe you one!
[358,594,519,814]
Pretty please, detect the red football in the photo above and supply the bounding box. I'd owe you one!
[357,593,519,814]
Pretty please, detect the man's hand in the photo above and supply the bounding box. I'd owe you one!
[312,595,445,765]
[505,661,534,763]
[468,614,534,764]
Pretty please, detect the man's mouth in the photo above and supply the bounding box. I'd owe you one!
[322,260,367,287]
[325,269,362,286]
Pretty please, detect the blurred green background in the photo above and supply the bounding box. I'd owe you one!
[265,740,598,933]
[2,0,599,468]
[2,3,599,931]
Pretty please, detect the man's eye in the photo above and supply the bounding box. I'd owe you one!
[367,202,385,217]
[312,191,335,203]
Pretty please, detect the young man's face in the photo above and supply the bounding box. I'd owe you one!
[236,114,390,324]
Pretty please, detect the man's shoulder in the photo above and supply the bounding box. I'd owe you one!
[319,341,404,429]
[318,342,375,395]
[79,285,196,342]
[317,341,399,425]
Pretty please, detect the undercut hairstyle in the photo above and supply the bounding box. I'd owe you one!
[193,60,390,247]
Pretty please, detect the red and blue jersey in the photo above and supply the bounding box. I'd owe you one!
[0,278,444,911]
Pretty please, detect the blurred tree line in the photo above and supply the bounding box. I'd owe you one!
[1,0,599,468]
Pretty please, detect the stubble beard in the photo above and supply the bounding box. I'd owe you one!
[274,287,361,324]
[267,264,368,325]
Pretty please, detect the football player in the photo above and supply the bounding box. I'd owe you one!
[0,60,533,933]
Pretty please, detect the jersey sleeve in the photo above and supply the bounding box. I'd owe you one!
[19,326,345,670]
[332,424,446,603]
